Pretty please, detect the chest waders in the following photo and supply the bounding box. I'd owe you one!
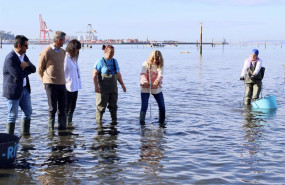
[244,62,263,105]
[96,58,118,123]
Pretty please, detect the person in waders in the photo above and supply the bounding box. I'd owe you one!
[240,49,264,105]
[140,50,165,125]
[93,45,126,124]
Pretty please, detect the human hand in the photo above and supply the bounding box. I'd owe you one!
[95,86,101,93]
[141,81,149,88]
[153,80,159,86]
[20,61,30,70]
[122,85,126,92]
[240,76,245,81]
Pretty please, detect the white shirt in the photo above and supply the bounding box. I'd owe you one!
[241,58,262,77]
[14,49,26,87]
[64,53,81,92]
[50,44,60,53]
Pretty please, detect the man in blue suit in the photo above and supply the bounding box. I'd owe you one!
[3,35,36,135]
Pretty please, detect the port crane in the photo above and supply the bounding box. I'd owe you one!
[77,24,97,43]
[39,14,52,43]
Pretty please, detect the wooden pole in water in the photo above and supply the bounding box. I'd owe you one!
[264,40,266,49]
[0,36,2,49]
[200,23,202,55]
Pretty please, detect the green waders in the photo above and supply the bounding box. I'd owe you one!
[244,62,263,105]
[96,73,118,123]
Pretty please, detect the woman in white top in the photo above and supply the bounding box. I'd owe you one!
[64,39,82,126]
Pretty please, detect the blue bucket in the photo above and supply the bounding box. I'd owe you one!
[252,94,278,109]
[0,133,20,168]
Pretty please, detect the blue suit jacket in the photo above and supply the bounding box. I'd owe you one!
[3,50,36,99]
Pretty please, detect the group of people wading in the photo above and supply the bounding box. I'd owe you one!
[2,31,166,135]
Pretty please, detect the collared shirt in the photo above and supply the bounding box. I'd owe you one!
[14,49,26,86]
[50,44,60,53]
[64,53,82,92]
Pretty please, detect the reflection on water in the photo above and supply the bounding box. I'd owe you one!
[138,125,165,176]
[91,123,122,182]
[0,44,285,184]
[37,132,80,184]
[240,107,277,184]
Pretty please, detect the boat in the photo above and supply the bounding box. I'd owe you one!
[180,51,191,54]
[146,42,165,47]
[166,44,178,47]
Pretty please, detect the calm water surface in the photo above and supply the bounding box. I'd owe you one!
[0,44,285,184]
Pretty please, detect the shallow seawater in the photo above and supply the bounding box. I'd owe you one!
[0,44,285,184]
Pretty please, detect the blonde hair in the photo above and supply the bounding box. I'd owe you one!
[147,50,164,69]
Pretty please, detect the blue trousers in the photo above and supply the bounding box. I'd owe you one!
[6,87,32,123]
[141,92,165,113]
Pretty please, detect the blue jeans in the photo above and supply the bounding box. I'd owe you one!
[141,92,165,113]
[6,87,32,123]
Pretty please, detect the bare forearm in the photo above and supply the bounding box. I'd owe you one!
[118,72,125,86]
[93,75,99,87]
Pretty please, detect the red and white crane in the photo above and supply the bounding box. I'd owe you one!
[39,14,52,44]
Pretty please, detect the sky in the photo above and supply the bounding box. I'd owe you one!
[0,0,284,43]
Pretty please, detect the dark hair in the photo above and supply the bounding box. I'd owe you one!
[14,35,28,48]
[102,45,114,53]
[66,39,81,58]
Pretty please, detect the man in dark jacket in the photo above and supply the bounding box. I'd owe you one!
[3,35,36,135]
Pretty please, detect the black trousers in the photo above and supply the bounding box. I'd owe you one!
[45,84,66,118]
[66,90,78,115]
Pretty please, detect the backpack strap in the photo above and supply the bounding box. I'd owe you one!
[102,57,117,74]
[112,58,117,74]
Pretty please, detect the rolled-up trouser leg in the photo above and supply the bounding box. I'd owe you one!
[96,93,109,123]
[244,83,253,105]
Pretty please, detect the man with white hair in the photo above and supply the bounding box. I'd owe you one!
[38,31,67,131]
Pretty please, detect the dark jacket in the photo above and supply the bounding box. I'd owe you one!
[245,62,264,84]
[3,50,36,99]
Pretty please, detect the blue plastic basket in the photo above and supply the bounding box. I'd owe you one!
[252,94,278,109]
